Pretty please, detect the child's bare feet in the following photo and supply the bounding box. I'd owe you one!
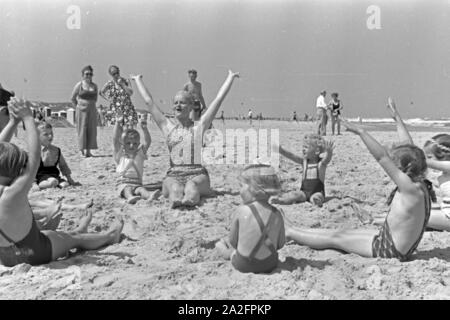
[171,199,183,209]
[107,218,125,245]
[127,195,141,205]
[73,208,94,233]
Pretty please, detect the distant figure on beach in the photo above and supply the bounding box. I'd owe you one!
[292,111,299,123]
[219,110,225,125]
[303,113,309,121]
[100,65,138,128]
[248,109,253,125]
[287,100,434,261]
[272,134,334,207]
[316,90,328,136]
[215,165,285,274]
[328,92,343,135]
[131,70,239,208]
[70,65,98,157]
[0,83,15,133]
[0,99,123,267]
[183,69,207,122]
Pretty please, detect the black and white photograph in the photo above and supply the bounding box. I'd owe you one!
[0,0,450,301]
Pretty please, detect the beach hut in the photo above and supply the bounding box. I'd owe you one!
[66,108,76,125]
[43,107,52,117]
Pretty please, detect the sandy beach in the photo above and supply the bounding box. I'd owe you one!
[1,120,449,300]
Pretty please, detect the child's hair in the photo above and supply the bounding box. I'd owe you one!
[302,134,325,157]
[387,144,436,204]
[121,129,140,143]
[331,92,339,98]
[423,134,450,161]
[0,142,28,180]
[81,65,93,75]
[36,121,52,131]
[240,164,281,199]
[174,91,194,105]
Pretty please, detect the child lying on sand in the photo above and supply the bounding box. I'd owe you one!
[0,99,123,267]
[271,134,334,207]
[113,113,153,204]
[216,164,285,273]
[286,99,434,261]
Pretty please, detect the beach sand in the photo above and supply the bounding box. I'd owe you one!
[1,120,449,300]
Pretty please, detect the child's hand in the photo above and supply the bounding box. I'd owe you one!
[9,98,33,120]
[341,117,362,135]
[324,140,335,152]
[140,118,148,129]
[386,97,398,119]
[130,74,142,81]
[228,70,240,79]
[115,111,124,125]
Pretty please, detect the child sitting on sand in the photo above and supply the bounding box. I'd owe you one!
[215,164,285,274]
[423,134,450,231]
[34,122,77,190]
[0,99,123,267]
[113,113,152,204]
[286,99,434,261]
[271,134,334,207]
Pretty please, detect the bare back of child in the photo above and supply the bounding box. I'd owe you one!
[216,165,285,274]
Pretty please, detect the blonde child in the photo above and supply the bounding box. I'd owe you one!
[286,101,434,261]
[0,99,123,267]
[271,134,334,207]
[113,113,152,204]
[35,122,77,190]
[216,164,285,274]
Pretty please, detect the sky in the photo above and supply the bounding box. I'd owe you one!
[0,0,449,118]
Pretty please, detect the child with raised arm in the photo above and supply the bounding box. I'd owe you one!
[33,122,78,190]
[423,135,450,231]
[131,70,239,208]
[0,99,123,267]
[271,134,334,207]
[286,107,434,261]
[215,164,285,273]
[113,112,152,204]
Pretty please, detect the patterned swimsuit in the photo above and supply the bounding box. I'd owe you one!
[165,123,208,184]
[372,181,432,261]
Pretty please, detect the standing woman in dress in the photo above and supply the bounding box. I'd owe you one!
[70,65,98,157]
[100,65,138,129]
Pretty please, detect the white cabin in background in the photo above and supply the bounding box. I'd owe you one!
[66,108,76,126]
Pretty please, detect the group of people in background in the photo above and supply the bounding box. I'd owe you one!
[316,90,343,136]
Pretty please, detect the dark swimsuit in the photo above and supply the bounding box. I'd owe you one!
[331,101,340,116]
[300,160,325,201]
[36,147,65,184]
[231,204,279,274]
[372,182,432,261]
[0,217,53,267]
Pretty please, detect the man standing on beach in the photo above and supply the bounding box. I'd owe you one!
[183,69,207,122]
[316,90,328,136]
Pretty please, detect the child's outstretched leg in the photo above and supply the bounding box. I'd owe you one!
[39,177,59,189]
[43,218,124,260]
[271,191,307,205]
[182,174,211,207]
[286,226,377,257]
[162,177,184,208]
[427,210,450,231]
